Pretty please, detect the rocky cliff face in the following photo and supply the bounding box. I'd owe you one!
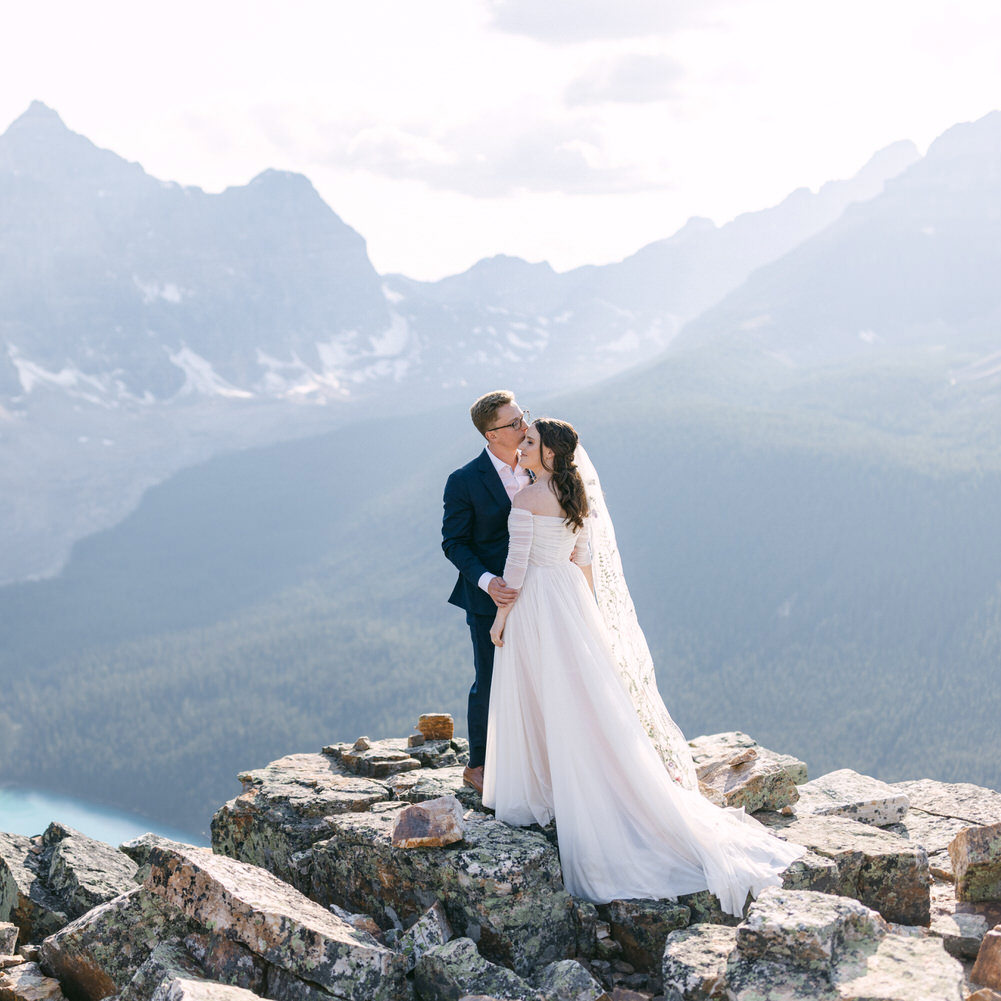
[2,727,1001,1001]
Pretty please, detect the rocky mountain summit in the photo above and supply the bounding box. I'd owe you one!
[2,723,1001,1001]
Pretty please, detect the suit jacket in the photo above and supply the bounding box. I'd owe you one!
[442,449,512,616]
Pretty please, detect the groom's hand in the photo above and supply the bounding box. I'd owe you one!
[488,576,517,607]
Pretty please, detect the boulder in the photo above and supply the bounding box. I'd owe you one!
[928,881,1000,960]
[117,940,205,1001]
[391,796,465,849]
[120,836,193,884]
[949,822,1001,902]
[306,804,576,977]
[793,769,909,827]
[39,887,195,1001]
[40,824,139,919]
[760,813,931,925]
[0,925,16,956]
[674,891,741,928]
[891,780,1001,827]
[688,732,804,814]
[408,739,468,770]
[661,924,736,1001]
[143,843,407,1001]
[780,850,841,894]
[0,961,67,1001]
[181,933,266,993]
[397,901,453,973]
[602,899,690,974]
[384,767,481,811]
[533,959,608,1000]
[417,715,455,741]
[973,927,1001,990]
[0,833,69,941]
[149,977,259,1001]
[413,938,541,1001]
[735,888,887,974]
[209,753,390,890]
[323,738,423,779]
[887,809,971,879]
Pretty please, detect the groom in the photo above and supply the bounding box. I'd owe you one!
[442,390,530,795]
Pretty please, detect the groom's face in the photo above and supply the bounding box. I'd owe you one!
[488,402,528,448]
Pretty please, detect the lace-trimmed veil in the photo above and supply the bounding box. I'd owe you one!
[575,444,699,790]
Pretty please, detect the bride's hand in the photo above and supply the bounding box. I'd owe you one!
[490,622,504,647]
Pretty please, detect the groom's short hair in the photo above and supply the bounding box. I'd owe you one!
[471,390,515,437]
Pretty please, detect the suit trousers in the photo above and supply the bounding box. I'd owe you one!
[466,609,496,769]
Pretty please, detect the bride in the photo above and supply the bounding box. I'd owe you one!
[482,418,804,916]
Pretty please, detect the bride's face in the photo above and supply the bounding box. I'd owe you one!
[518,424,552,473]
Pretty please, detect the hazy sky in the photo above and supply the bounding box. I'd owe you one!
[2,1,999,280]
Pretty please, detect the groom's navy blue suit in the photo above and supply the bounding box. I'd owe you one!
[442,449,512,769]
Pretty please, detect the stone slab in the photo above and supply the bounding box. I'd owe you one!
[794,770,909,827]
[891,780,1001,827]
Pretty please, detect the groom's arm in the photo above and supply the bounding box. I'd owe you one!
[442,472,491,587]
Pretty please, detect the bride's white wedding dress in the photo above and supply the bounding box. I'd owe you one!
[482,507,805,916]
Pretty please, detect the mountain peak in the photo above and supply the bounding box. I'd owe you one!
[3,101,70,138]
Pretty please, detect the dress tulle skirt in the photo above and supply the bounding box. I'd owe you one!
[482,560,804,916]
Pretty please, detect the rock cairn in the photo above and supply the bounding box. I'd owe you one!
[0,721,999,1001]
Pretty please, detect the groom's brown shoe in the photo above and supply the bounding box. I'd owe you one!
[462,765,484,796]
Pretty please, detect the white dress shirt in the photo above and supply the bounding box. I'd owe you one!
[478,447,530,593]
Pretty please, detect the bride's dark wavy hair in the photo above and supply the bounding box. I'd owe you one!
[535,418,589,531]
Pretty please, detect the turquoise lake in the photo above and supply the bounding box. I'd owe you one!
[0,786,207,846]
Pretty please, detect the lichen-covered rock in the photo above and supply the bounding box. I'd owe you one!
[41,825,139,919]
[323,738,423,778]
[117,940,205,1001]
[392,796,465,848]
[413,938,541,1001]
[793,770,909,827]
[688,733,803,814]
[0,833,69,942]
[760,813,931,925]
[780,850,841,894]
[572,899,599,959]
[887,809,970,879]
[143,843,406,1001]
[949,823,1001,903]
[408,739,469,770]
[533,958,608,1000]
[120,835,193,884]
[0,960,67,1000]
[973,927,1001,990]
[735,888,887,974]
[892,780,1001,828]
[384,767,481,811]
[397,901,453,973]
[307,805,576,977]
[209,753,390,889]
[661,924,736,1001]
[39,887,195,1001]
[0,924,16,955]
[181,933,266,994]
[603,899,690,974]
[674,891,741,928]
[264,965,351,1001]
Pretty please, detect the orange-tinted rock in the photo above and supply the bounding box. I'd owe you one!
[418,714,454,741]
[972,928,1001,990]
[0,961,68,1000]
[391,796,465,849]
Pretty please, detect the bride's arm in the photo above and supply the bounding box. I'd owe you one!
[572,519,595,594]
[490,506,534,646]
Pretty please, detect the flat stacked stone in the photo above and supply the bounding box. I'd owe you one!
[384,766,480,810]
[793,769,909,827]
[688,732,805,813]
[307,805,576,977]
[210,752,390,890]
[417,714,455,741]
[929,881,1001,959]
[323,737,423,778]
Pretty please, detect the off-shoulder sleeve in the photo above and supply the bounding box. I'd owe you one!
[502,508,534,589]
[572,518,592,566]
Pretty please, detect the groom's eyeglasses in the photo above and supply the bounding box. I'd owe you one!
[487,410,530,433]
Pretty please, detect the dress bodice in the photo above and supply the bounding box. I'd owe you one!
[501,509,591,588]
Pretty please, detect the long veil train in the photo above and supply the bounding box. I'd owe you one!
[575,444,700,791]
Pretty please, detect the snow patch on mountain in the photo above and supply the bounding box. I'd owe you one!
[169,347,254,399]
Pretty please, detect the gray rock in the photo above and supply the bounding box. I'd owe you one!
[534,958,608,1000]
[688,732,803,814]
[794,769,909,827]
[149,977,259,1001]
[661,924,736,1001]
[0,832,69,941]
[887,809,971,879]
[928,880,1001,960]
[780,850,841,894]
[143,842,407,1001]
[407,739,470,770]
[572,899,599,959]
[397,901,453,973]
[120,835,193,879]
[0,923,16,955]
[735,888,888,975]
[323,738,423,779]
[759,813,931,925]
[603,899,690,974]
[117,940,204,1001]
[413,938,541,1001]
[43,826,139,919]
[210,752,390,890]
[307,805,576,977]
[264,966,345,1001]
[891,780,1001,827]
[39,887,196,1001]
[181,932,266,993]
[384,766,481,811]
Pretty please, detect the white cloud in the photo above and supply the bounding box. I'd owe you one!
[565,54,686,106]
